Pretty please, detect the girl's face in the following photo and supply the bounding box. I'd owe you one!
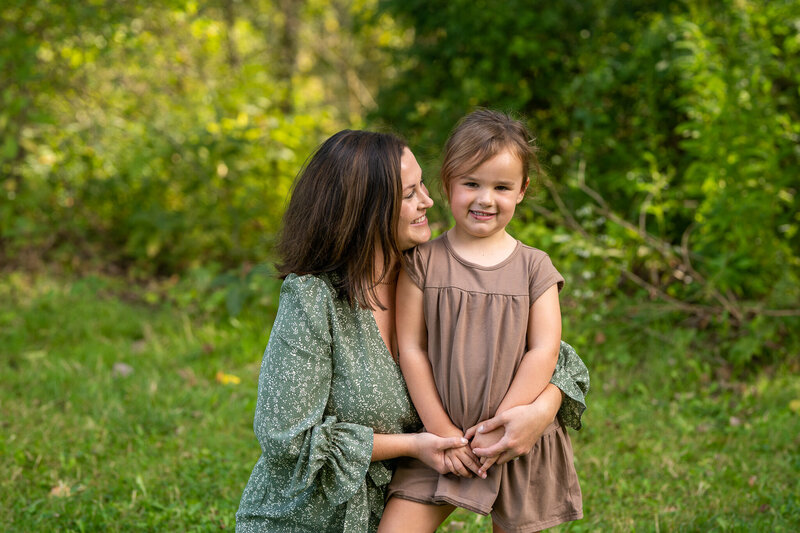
[397,148,434,251]
[447,149,527,242]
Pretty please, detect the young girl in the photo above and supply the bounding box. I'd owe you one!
[380,110,585,532]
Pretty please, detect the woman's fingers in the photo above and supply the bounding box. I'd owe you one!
[439,436,469,450]
[475,413,506,435]
[495,451,517,466]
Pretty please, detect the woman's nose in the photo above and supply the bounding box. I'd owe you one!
[420,186,434,208]
[421,192,434,208]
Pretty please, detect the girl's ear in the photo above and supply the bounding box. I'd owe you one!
[516,177,530,204]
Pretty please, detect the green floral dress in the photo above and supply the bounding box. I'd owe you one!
[235,274,589,532]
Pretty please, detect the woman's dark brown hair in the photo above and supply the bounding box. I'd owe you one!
[276,129,406,310]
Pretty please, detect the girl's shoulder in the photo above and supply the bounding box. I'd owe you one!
[404,234,448,262]
[516,242,559,269]
[517,241,552,260]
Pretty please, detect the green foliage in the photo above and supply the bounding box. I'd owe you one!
[374,0,800,366]
[3,0,799,366]
[2,0,402,272]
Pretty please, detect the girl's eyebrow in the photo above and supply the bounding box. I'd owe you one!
[460,175,518,187]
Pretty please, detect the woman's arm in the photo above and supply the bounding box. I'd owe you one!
[254,277,376,504]
[372,433,469,474]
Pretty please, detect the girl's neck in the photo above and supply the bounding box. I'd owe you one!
[446,228,518,267]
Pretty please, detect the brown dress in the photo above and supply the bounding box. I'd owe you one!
[387,233,583,532]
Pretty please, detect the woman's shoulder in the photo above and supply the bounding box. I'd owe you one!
[281,273,338,303]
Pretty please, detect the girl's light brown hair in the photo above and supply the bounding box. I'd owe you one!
[440,109,541,196]
[276,129,406,310]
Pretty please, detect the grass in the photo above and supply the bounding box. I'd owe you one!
[1,271,798,532]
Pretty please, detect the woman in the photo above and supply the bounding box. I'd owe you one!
[235,130,588,532]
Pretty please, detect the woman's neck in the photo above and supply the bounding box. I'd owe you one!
[373,245,399,286]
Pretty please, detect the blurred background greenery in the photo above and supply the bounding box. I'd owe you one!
[3,0,798,364]
[2,0,799,530]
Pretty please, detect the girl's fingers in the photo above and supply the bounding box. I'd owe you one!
[477,455,499,477]
[459,452,482,477]
[451,456,469,477]
[464,424,478,440]
[472,437,509,458]
[444,455,458,476]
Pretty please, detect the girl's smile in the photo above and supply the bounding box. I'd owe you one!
[469,210,496,220]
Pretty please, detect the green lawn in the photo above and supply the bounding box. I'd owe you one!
[2,272,798,532]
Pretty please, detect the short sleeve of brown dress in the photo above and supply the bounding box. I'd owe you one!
[389,234,584,532]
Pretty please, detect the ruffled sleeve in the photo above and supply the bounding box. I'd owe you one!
[253,274,374,506]
[549,341,590,430]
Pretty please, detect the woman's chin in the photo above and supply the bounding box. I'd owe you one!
[399,226,431,250]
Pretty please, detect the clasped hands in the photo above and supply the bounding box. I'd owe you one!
[441,403,553,479]
[441,420,504,480]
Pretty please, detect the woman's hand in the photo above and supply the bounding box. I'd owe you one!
[465,395,558,477]
[412,433,473,475]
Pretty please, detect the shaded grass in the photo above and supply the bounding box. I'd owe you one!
[1,272,798,531]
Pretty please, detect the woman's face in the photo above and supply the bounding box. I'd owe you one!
[397,148,434,251]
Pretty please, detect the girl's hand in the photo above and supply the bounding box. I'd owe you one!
[465,402,555,476]
[412,433,470,475]
[442,445,482,478]
[467,425,503,476]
